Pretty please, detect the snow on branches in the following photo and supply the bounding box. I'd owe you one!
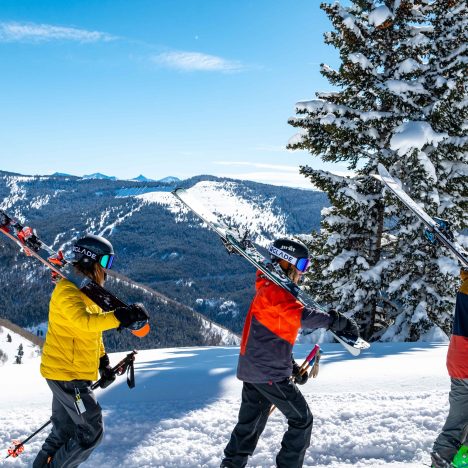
[288,0,467,341]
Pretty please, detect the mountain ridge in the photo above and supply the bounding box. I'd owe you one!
[0,169,328,350]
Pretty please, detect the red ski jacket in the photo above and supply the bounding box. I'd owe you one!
[447,269,468,379]
[237,271,331,383]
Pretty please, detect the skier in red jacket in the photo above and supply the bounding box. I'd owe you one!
[221,238,360,468]
[432,268,468,468]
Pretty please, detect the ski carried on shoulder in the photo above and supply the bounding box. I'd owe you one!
[0,210,150,337]
[375,164,468,269]
[172,188,370,356]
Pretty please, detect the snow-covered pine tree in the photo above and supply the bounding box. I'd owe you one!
[382,0,468,339]
[426,0,467,227]
[297,171,387,340]
[288,0,446,340]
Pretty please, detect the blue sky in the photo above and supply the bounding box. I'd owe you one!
[0,0,350,188]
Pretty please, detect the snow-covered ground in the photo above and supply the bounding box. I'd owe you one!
[0,326,41,365]
[0,342,450,467]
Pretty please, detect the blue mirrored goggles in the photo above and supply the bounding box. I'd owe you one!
[295,257,311,273]
[269,244,311,273]
[99,254,114,269]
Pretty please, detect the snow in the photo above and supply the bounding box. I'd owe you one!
[436,256,460,277]
[30,195,51,210]
[293,99,392,123]
[348,53,372,70]
[327,250,356,272]
[0,341,451,467]
[96,204,144,237]
[397,58,421,75]
[198,318,240,346]
[390,121,448,157]
[0,326,40,365]
[137,191,183,216]
[140,181,288,246]
[82,173,117,181]
[0,177,29,210]
[368,5,392,27]
[385,80,429,95]
[342,13,364,39]
[116,187,169,197]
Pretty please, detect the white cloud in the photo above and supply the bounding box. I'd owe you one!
[0,21,116,43]
[152,50,244,72]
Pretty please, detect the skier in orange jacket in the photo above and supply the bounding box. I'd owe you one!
[221,238,360,468]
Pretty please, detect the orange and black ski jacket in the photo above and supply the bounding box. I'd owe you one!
[237,271,331,383]
[447,269,468,379]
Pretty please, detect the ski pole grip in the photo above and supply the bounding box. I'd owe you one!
[304,344,320,364]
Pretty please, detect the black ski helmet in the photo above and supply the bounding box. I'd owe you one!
[73,234,115,269]
[269,238,310,272]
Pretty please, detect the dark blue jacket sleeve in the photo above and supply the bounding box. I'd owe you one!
[301,307,332,330]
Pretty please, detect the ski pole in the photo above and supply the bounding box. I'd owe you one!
[269,344,321,416]
[5,350,138,459]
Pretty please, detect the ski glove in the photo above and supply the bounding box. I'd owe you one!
[114,303,149,329]
[328,310,359,338]
[98,353,116,389]
[292,360,308,385]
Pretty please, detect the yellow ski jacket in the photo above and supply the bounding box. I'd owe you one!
[40,278,120,381]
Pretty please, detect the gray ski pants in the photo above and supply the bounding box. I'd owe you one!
[222,379,313,468]
[433,378,468,461]
[32,379,104,468]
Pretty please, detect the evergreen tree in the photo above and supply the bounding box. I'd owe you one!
[298,171,387,340]
[15,343,24,364]
[382,0,468,339]
[288,0,466,339]
[426,0,467,228]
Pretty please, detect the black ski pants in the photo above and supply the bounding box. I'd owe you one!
[32,379,104,468]
[222,379,313,468]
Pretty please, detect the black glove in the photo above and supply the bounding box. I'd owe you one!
[114,303,149,328]
[328,310,359,338]
[292,360,308,385]
[98,354,116,389]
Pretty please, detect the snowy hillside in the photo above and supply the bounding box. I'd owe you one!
[0,324,40,366]
[139,180,289,246]
[0,170,328,341]
[0,341,451,467]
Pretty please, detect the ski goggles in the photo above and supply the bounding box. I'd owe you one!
[268,245,311,273]
[295,257,311,273]
[99,254,114,270]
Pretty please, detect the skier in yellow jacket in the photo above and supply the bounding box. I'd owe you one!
[33,235,149,468]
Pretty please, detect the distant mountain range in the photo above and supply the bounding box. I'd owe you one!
[0,169,328,350]
[51,171,181,184]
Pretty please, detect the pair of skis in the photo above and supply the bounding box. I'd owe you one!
[172,164,466,355]
[172,189,370,356]
[375,164,467,269]
[0,210,150,337]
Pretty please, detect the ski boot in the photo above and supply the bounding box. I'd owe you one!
[453,445,468,467]
[431,451,452,468]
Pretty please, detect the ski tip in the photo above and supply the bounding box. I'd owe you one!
[372,164,389,184]
[171,187,185,197]
[130,321,150,338]
[377,163,391,178]
[331,332,370,357]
